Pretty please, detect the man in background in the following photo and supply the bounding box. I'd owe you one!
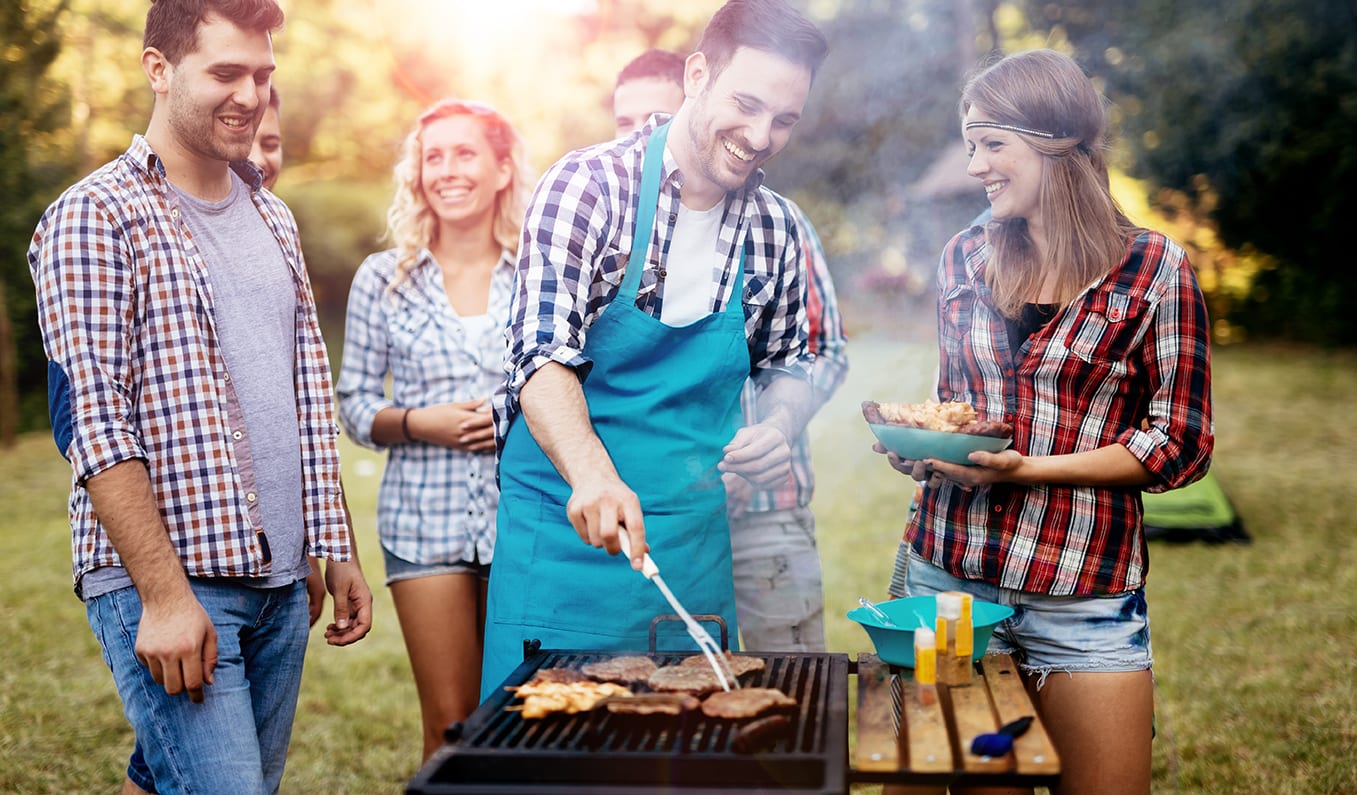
[250,84,283,190]
[611,48,687,138]
[610,47,849,652]
[29,1,371,791]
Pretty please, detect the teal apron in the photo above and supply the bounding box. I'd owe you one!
[482,123,749,698]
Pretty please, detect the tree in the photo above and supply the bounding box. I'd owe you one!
[1,0,71,444]
[1020,0,1357,343]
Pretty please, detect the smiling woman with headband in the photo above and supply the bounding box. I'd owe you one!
[874,49,1214,795]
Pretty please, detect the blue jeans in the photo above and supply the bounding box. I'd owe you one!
[86,579,308,795]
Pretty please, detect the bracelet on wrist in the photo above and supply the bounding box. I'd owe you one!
[401,408,414,443]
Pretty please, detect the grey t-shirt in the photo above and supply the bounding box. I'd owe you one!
[83,172,308,597]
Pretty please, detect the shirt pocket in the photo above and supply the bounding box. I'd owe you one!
[387,310,478,399]
[1063,290,1151,365]
[938,283,977,361]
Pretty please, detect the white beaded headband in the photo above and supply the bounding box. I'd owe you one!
[964,120,1058,139]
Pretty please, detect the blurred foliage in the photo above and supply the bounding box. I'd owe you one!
[6,0,1357,435]
[1,0,73,443]
[1017,0,1357,344]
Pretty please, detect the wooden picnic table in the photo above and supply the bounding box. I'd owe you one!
[850,652,1061,789]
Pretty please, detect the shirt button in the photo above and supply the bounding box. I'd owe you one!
[658,269,667,278]
[668,213,677,223]
[993,504,1004,513]
[171,209,180,219]
[246,492,258,503]
[232,430,243,440]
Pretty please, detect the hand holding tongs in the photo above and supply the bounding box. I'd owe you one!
[617,532,740,691]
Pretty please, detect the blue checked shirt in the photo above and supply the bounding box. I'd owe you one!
[29,136,352,594]
[495,118,812,449]
[336,248,512,565]
[740,201,848,512]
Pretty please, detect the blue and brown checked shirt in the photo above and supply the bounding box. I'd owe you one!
[494,118,812,450]
[30,135,352,596]
[910,227,1213,596]
[336,248,512,566]
[739,201,848,512]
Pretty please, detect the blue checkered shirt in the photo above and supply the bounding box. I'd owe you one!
[336,248,512,565]
[494,117,812,450]
[740,201,849,512]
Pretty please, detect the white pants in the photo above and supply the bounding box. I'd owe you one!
[729,505,826,652]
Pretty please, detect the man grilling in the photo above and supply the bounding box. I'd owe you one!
[482,0,829,697]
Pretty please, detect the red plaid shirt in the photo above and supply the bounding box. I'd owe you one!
[30,136,352,594]
[909,227,1213,595]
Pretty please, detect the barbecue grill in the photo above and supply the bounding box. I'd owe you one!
[407,638,850,795]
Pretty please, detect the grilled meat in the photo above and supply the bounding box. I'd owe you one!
[604,692,701,716]
[700,687,796,719]
[678,650,765,678]
[647,664,724,695]
[509,680,632,719]
[731,713,792,753]
[581,655,658,684]
[523,667,590,686]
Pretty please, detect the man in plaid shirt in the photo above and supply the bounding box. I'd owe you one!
[29,1,371,792]
[482,0,829,692]
[609,48,850,653]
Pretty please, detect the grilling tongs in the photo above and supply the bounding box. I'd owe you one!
[617,532,740,692]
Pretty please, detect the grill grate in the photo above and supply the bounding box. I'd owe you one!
[408,648,850,795]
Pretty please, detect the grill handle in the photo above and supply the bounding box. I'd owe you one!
[648,613,730,654]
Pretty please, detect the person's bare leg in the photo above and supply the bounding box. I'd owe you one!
[1034,670,1153,795]
[390,572,487,761]
[122,777,152,795]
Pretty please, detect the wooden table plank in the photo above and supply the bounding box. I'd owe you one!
[850,652,1061,788]
[947,675,1009,774]
[979,654,1061,776]
[900,678,953,774]
[854,654,901,772]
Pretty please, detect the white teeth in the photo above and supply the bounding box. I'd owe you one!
[723,139,752,161]
[221,117,247,129]
[985,182,1004,195]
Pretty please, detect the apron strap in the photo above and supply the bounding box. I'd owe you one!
[620,122,670,302]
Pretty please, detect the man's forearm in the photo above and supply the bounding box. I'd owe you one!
[519,362,620,488]
[754,372,815,444]
[84,459,193,606]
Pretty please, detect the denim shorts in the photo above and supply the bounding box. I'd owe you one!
[903,549,1152,685]
[382,545,490,586]
[86,579,308,795]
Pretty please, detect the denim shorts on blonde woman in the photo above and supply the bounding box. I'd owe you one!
[382,545,490,586]
[904,550,1152,686]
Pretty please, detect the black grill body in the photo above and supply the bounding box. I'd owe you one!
[407,647,850,795]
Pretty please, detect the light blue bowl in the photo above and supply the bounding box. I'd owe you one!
[868,423,1012,466]
[847,595,1014,668]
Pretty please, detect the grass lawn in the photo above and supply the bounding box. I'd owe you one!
[2,339,1355,793]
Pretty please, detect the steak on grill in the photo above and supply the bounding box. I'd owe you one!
[524,667,590,686]
[581,655,657,684]
[678,650,765,678]
[647,664,724,695]
[700,687,797,719]
[603,692,701,716]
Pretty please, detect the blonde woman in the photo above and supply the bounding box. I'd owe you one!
[336,98,532,760]
[880,50,1212,794]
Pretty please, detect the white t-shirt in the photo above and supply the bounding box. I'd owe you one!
[659,201,725,327]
